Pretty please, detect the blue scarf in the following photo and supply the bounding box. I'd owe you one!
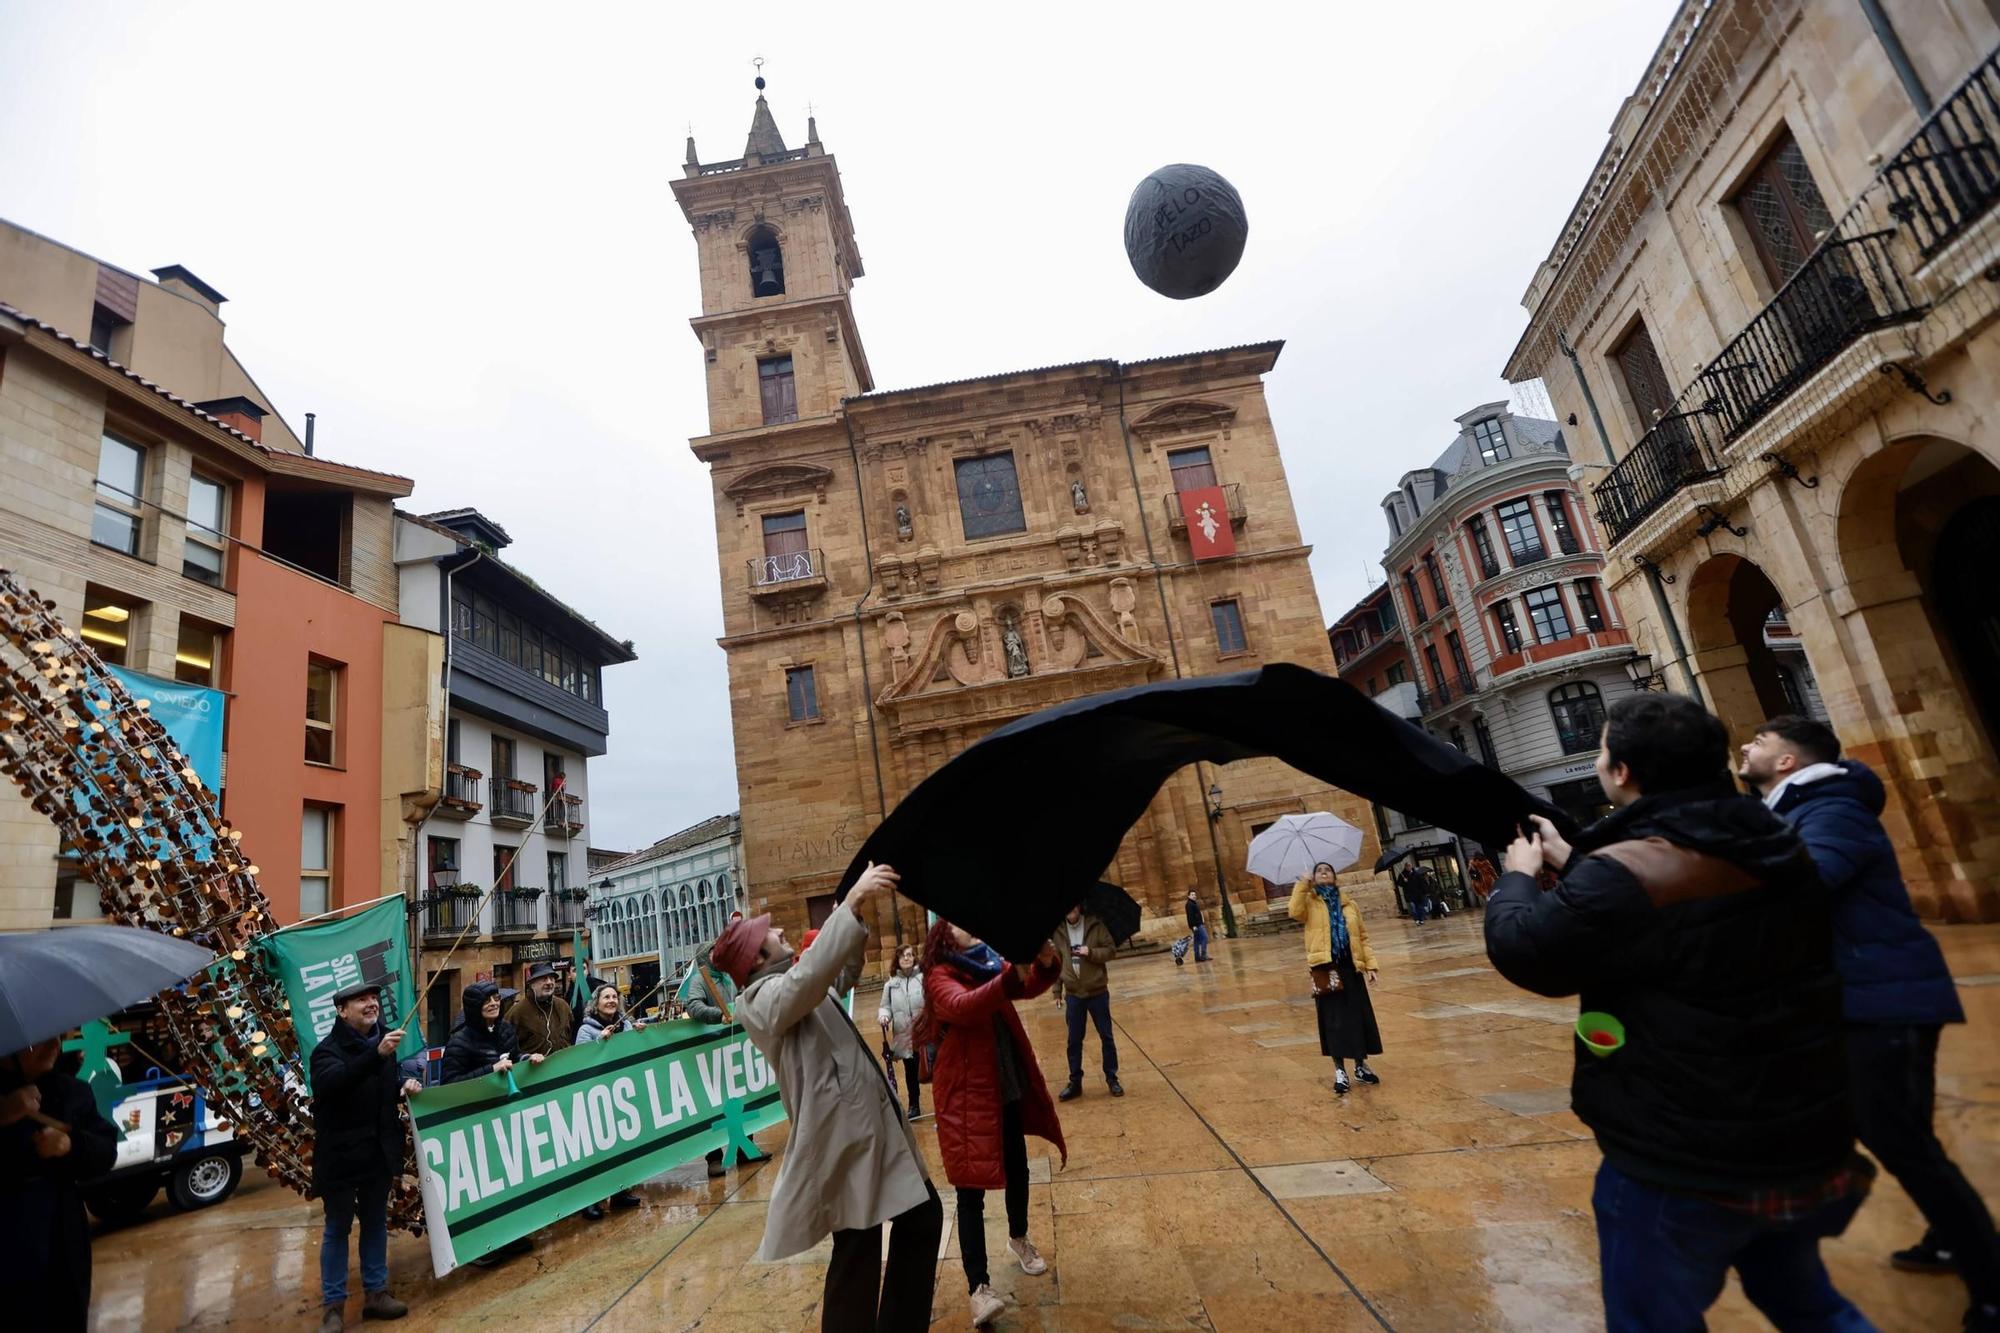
[1313,881,1351,965]
[945,942,1006,983]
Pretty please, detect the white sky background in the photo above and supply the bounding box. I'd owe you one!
[0,0,1680,852]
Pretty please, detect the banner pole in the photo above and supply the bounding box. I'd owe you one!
[279,891,405,932]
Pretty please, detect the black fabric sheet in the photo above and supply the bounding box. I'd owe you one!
[838,664,1574,962]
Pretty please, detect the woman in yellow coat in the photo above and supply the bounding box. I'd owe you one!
[1288,861,1382,1095]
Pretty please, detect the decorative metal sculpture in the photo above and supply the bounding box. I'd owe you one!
[0,568,423,1231]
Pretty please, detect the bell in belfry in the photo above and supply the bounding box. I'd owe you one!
[750,240,785,298]
[1123,163,1249,300]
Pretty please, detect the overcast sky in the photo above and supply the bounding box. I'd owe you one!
[0,0,1679,851]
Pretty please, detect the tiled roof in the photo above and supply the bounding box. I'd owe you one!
[0,302,414,493]
[598,813,740,876]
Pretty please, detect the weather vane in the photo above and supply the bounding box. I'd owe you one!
[753,55,766,91]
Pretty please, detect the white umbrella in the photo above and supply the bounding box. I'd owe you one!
[1247,812,1365,886]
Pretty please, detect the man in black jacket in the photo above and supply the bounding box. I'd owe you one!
[309,981,420,1331]
[1486,693,1873,1332]
[0,1035,118,1332]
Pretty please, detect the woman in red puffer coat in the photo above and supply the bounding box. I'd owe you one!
[921,918,1066,1327]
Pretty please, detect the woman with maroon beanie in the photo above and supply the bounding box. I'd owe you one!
[921,919,1065,1327]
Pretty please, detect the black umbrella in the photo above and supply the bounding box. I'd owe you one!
[0,926,216,1055]
[838,664,1572,961]
[1081,882,1143,946]
[1373,846,1418,873]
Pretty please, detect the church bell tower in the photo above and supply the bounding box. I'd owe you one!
[671,77,873,439]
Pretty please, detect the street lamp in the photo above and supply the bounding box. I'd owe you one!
[1624,653,1668,692]
[1199,772,1239,939]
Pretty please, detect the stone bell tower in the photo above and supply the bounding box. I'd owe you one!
[670,77,874,438]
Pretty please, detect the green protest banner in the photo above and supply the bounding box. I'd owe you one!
[409,1018,785,1274]
[259,898,425,1063]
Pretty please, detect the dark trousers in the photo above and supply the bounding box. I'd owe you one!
[1064,991,1118,1084]
[824,1181,944,1333]
[957,1101,1030,1292]
[1592,1160,1871,1332]
[319,1174,391,1305]
[898,1055,922,1115]
[1847,1022,1999,1305]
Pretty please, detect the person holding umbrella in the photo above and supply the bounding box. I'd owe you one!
[1,1035,117,1332]
[1288,861,1382,1094]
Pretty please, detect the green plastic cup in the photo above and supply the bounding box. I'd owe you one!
[1577,1011,1626,1058]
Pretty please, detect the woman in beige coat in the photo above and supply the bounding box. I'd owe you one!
[1288,861,1383,1095]
[721,864,942,1331]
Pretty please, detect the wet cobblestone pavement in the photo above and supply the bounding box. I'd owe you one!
[88,911,2000,1330]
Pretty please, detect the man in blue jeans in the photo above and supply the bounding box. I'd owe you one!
[1183,890,1210,963]
[309,981,420,1330]
[1486,694,1873,1331]
[1053,904,1121,1099]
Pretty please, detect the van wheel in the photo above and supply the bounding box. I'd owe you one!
[168,1152,241,1210]
[85,1178,158,1223]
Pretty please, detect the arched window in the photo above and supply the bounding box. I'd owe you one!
[643,894,656,953]
[1549,681,1607,756]
[747,225,785,298]
[679,885,694,949]
[605,901,621,958]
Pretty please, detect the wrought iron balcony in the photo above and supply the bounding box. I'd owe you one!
[1592,407,1725,544]
[490,781,538,827]
[550,892,588,931]
[423,893,479,939]
[748,548,827,595]
[496,889,543,935]
[436,764,482,819]
[1164,482,1247,535]
[1556,530,1582,556]
[1416,673,1480,715]
[1476,554,1502,580]
[1884,49,2000,260]
[542,792,585,836]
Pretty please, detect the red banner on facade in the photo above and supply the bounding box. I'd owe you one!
[1179,486,1236,559]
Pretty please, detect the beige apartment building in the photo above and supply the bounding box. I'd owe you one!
[1506,0,2000,920]
[674,89,1381,959]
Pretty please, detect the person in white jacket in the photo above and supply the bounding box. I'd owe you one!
[714,864,940,1332]
[877,943,926,1121]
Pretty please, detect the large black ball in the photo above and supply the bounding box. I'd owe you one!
[1123,163,1248,300]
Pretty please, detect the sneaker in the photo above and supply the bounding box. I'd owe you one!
[319,1306,344,1333]
[1892,1236,1956,1274]
[1108,1077,1125,1098]
[706,1156,727,1179]
[969,1283,1005,1326]
[610,1190,642,1209]
[1058,1081,1081,1102]
[361,1290,408,1321]
[1009,1236,1048,1276]
[1334,1070,1350,1095]
[1354,1062,1380,1085]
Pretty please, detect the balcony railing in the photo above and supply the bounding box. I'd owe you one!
[550,892,588,931]
[1416,673,1480,715]
[1476,553,1502,580]
[543,792,585,836]
[490,782,538,827]
[748,548,826,592]
[1555,529,1582,556]
[496,889,542,935]
[437,764,482,819]
[424,894,478,939]
[1164,482,1247,535]
[1884,50,2000,260]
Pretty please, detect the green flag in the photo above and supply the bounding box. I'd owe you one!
[260,898,425,1062]
[408,1019,785,1273]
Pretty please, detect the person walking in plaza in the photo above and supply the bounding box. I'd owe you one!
[308,981,419,1330]
[1399,865,1429,923]
[574,984,645,1221]
[678,942,772,1178]
[1184,890,1210,964]
[714,864,942,1332]
[877,943,926,1122]
[1487,693,1874,1332]
[506,961,572,1060]
[1741,714,1998,1331]
[923,920,1065,1327]
[1052,902,1121,1100]
[1289,861,1382,1094]
[1,1034,117,1333]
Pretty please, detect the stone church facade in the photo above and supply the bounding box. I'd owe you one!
[673,89,1380,959]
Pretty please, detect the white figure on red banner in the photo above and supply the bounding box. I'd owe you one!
[1196,501,1220,544]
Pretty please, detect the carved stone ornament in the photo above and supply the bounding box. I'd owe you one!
[881,612,912,676]
[895,504,913,541]
[1070,479,1090,514]
[1002,622,1030,679]
[722,462,835,517]
[878,591,1156,704]
[1128,400,1238,452]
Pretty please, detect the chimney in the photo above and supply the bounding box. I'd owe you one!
[149,265,228,315]
[194,395,266,442]
[304,412,316,456]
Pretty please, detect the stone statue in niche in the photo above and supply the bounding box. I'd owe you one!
[895,504,913,541]
[881,612,911,679]
[1070,479,1090,514]
[1002,623,1030,679]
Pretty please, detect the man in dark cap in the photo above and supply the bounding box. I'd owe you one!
[506,961,573,1059]
[309,981,421,1331]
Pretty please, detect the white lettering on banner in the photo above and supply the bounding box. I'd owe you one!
[447,1131,477,1211]
[492,1114,525,1187]
[612,1077,641,1139]
[695,1049,725,1105]
[587,1084,618,1150]
[724,1045,747,1101]
[668,1062,698,1120]
[745,1044,769,1093]
[548,1094,591,1168]
[299,951,362,1042]
[472,1129,504,1198]
[522,1106,553,1177]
